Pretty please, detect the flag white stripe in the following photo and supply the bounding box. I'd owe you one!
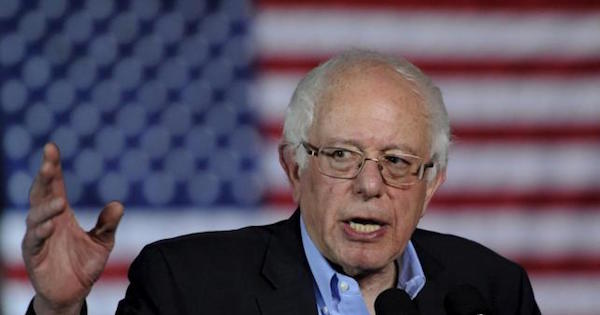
[532,274,600,315]
[442,142,600,192]
[3,281,128,315]
[255,9,600,60]
[419,209,600,258]
[439,76,600,124]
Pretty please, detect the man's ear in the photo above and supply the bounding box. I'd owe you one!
[278,143,302,203]
[421,166,446,217]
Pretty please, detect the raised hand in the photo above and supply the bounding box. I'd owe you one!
[21,143,124,315]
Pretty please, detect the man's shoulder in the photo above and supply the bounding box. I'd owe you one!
[411,229,540,313]
[412,228,524,274]
[132,215,298,271]
[146,217,289,255]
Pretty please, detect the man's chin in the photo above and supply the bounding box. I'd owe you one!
[336,256,392,278]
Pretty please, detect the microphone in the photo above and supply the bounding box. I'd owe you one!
[444,284,491,315]
[374,288,419,315]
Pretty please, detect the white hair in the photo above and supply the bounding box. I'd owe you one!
[281,49,451,180]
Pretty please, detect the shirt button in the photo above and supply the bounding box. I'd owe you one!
[339,281,349,292]
[322,306,329,315]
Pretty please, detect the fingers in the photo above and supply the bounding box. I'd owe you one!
[22,197,66,256]
[24,143,68,258]
[29,143,66,207]
[34,220,56,241]
[25,198,66,229]
[89,201,124,248]
[22,220,56,256]
[25,143,68,255]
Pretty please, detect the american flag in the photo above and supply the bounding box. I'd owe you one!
[2,0,600,314]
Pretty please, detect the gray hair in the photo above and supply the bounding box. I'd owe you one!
[281,49,451,179]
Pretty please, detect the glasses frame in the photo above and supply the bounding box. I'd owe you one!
[301,141,434,188]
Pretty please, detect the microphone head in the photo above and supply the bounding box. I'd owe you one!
[374,288,419,315]
[444,284,491,315]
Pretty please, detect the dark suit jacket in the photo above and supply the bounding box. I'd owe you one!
[114,211,540,314]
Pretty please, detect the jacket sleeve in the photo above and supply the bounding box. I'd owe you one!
[115,244,183,315]
[517,267,542,315]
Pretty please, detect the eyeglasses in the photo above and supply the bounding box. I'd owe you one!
[302,142,434,188]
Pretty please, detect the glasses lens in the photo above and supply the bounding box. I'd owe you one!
[318,147,363,178]
[309,144,430,187]
[380,154,422,186]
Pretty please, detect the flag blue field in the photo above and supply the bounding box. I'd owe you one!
[2,0,600,314]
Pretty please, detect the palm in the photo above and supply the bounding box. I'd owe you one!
[29,209,110,305]
[22,143,123,312]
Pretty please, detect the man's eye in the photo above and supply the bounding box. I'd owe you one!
[333,150,347,158]
[385,155,410,166]
[324,149,352,160]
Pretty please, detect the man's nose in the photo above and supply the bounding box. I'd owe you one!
[353,159,384,199]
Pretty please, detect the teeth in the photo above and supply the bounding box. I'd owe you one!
[349,221,381,233]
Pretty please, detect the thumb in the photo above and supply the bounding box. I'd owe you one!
[89,201,124,248]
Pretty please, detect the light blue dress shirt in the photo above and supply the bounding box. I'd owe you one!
[300,216,426,315]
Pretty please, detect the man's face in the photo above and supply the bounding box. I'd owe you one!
[294,64,444,276]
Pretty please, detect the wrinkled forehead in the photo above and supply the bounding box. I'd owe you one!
[318,61,426,112]
[309,64,432,154]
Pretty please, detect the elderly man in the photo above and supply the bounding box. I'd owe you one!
[22,50,540,314]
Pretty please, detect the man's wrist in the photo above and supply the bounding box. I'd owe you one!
[29,296,86,315]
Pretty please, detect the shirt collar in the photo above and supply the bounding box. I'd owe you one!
[398,236,426,299]
[300,216,338,309]
[300,216,426,303]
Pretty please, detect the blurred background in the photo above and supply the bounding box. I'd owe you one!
[1,0,599,314]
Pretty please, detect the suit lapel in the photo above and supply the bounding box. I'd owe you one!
[412,232,453,314]
[257,211,318,315]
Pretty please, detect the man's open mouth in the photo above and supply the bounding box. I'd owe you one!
[347,219,384,233]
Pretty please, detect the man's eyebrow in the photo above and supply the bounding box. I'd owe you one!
[322,138,419,155]
[322,138,363,148]
[381,144,419,155]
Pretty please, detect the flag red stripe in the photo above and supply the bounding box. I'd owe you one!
[265,190,600,208]
[1,265,132,282]
[259,123,600,143]
[430,191,600,208]
[451,125,600,143]
[258,57,600,76]
[258,0,600,11]
[4,256,600,282]
[518,257,600,275]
